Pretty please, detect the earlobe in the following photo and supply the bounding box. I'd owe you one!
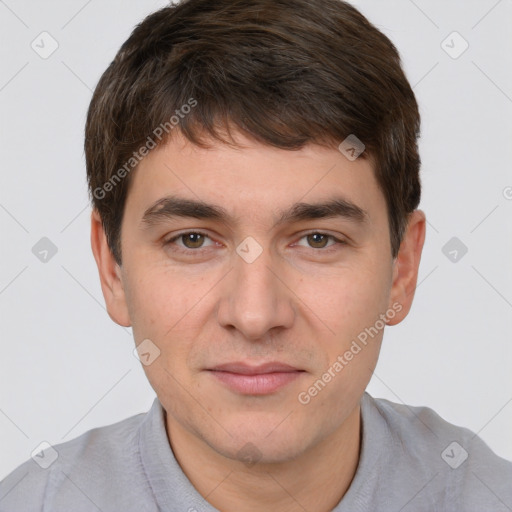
[387,209,426,326]
[90,209,132,327]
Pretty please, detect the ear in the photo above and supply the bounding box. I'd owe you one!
[90,209,131,327]
[387,209,426,326]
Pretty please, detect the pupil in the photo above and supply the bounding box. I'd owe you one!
[185,233,203,247]
[309,233,327,248]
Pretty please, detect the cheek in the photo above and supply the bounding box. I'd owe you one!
[302,264,391,339]
[124,265,215,372]
[126,261,195,319]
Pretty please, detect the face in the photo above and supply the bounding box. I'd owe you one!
[92,129,424,464]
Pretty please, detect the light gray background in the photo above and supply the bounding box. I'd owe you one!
[1,0,511,481]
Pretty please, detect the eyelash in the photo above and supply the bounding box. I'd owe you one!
[163,230,347,255]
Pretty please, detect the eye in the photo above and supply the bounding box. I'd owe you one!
[164,231,215,250]
[295,232,345,250]
[163,230,346,255]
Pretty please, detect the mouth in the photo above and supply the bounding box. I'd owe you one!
[206,362,305,395]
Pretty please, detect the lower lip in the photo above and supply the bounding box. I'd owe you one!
[209,371,302,395]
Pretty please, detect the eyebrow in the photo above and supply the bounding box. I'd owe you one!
[140,195,368,229]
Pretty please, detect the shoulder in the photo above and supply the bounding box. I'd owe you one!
[0,407,151,512]
[363,393,512,509]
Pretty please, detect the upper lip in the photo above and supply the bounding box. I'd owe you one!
[208,362,302,375]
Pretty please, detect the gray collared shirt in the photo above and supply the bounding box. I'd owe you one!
[1,392,511,511]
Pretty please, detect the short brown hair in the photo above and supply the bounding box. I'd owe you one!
[85,0,421,265]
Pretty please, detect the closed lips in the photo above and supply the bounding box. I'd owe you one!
[208,363,303,375]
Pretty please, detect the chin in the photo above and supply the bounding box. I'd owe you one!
[204,419,313,466]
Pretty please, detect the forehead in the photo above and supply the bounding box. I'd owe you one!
[124,130,385,226]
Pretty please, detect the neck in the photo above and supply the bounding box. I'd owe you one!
[165,404,361,512]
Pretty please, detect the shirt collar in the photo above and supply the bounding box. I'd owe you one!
[138,397,219,511]
[137,392,388,511]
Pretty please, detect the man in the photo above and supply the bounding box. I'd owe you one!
[1,0,511,510]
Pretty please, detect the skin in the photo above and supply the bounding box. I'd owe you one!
[91,128,425,512]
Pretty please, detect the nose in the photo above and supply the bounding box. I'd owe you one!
[216,243,296,341]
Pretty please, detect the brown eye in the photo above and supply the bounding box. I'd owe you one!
[164,231,216,254]
[306,233,330,248]
[181,233,206,248]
